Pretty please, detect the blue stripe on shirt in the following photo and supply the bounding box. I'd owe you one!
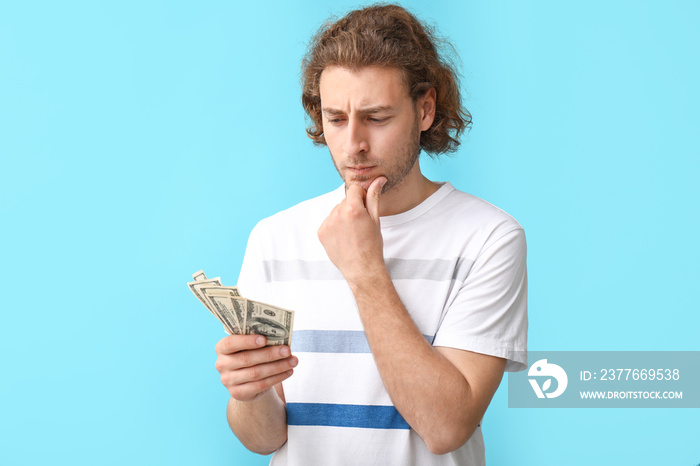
[291,330,435,353]
[287,402,410,430]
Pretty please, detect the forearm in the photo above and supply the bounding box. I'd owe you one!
[348,268,490,454]
[318,181,504,453]
[227,387,287,455]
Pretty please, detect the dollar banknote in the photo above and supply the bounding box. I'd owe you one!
[206,288,244,335]
[187,275,222,315]
[241,298,294,346]
[188,270,294,346]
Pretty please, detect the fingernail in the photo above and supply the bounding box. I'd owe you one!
[379,177,387,187]
[256,336,265,346]
[280,346,290,357]
[289,357,298,367]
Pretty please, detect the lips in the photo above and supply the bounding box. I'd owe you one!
[346,165,376,175]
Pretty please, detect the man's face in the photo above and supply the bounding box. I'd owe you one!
[319,66,425,193]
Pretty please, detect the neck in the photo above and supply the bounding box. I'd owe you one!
[378,162,440,217]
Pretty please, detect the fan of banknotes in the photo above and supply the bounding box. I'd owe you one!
[188,270,294,347]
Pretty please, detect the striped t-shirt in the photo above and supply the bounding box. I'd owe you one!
[237,182,528,466]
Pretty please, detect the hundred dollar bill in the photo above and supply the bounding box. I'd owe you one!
[205,287,244,334]
[187,272,222,316]
[188,271,241,333]
[188,270,294,347]
[241,298,294,347]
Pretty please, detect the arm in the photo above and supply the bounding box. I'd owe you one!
[318,178,507,454]
[349,268,505,454]
[214,334,297,454]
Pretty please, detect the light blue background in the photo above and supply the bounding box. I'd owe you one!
[1,1,698,465]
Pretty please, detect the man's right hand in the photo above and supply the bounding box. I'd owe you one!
[214,334,298,402]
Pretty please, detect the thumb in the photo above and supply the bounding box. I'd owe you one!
[366,176,386,222]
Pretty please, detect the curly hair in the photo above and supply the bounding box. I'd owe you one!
[301,3,471,155]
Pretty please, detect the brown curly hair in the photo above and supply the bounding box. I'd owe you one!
[301,3,471,155]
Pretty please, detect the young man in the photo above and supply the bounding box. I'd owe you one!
[214,4,527,465]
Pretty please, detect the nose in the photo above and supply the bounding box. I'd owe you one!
[343,119,369,155]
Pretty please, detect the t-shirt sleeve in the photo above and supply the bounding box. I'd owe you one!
[432,228,528,372]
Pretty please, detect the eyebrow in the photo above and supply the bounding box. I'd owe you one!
[322,105,395,116]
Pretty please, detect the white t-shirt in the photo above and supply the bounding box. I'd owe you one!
[237,182,528,466]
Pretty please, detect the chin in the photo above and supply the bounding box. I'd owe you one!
[345,180,369,191]
[345,178,374,192]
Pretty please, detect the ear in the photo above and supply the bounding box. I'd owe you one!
[417,87,437,132]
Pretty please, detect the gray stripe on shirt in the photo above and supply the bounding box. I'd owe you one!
[262,257,471,282]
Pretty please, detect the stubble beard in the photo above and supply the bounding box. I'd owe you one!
[331,116,422,194]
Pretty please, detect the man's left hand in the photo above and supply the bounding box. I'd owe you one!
[318,176,387,283]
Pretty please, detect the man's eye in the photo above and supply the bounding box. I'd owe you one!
[369,117,388,123]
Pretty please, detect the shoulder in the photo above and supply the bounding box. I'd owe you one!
[442,184,523,232]
[254,185,343,232]
[422,183,525,254]
[247,186,345,258]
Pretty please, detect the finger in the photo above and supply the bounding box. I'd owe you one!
[366,176,386,222]
[215,334,267,355]
[318,201,342,243]
[227,356,298,386]
[229,369,295,402]
[222,345,293,373]
[344,184,366,209]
